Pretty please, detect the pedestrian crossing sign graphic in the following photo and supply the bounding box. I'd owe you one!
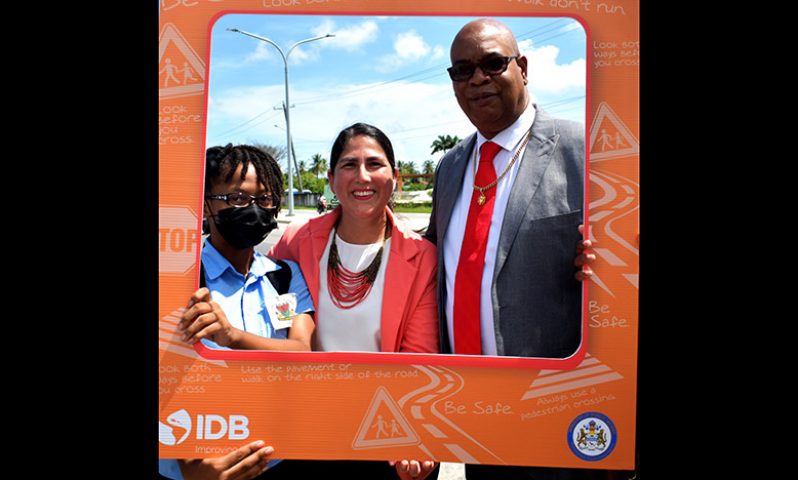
[159,23,205,99]
[353,387,419,449]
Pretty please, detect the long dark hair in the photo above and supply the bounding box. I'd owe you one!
[329,123,396,172]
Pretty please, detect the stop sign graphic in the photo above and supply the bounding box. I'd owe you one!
[159,206,200,274]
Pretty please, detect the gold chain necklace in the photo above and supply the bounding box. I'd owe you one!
[473,129,532,206]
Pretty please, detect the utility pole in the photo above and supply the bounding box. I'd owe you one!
[227,28,334,215]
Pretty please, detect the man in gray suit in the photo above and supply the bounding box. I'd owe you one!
[425,18,600,479]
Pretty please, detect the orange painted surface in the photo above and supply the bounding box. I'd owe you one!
[159,0,638,469]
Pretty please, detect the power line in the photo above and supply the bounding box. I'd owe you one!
[214,109,282,138]
[293,20,582,108]
[291,65,444,106]
[210,19,582,138]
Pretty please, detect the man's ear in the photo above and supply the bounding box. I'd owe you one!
[517,55,528,85]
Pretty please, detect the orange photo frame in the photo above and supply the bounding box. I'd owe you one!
[159,0,638,469]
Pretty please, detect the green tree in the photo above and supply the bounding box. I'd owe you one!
[300,171,324,194]
[430,134,461,155]
[397,160,418,175]
[422,159,435,175]
[397,160,419,188]
[298,160,307,175]
[248,141,287,166]
[310,153,328,178]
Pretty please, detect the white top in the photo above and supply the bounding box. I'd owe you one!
[316,229,392,352]
[442,104,536,355]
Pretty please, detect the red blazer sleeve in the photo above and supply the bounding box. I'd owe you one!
[267,223,300,263]
[397,240,440,354]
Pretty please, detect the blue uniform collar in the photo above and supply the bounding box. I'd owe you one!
[201,240,280,281]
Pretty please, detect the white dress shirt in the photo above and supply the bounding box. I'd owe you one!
[443,104,536,355]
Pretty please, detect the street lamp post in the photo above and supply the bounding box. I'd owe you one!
[227,28,334,215]
[274,121,303,193]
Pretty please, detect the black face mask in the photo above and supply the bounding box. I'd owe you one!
[210,204,278,249]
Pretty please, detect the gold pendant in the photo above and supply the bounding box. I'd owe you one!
[477,193,486,206]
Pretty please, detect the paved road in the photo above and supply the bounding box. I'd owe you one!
[438,462,465,480]
[255,209,431,255]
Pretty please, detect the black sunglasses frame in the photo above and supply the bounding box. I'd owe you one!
[447,54,520,82]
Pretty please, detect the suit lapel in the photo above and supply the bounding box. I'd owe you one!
[494,109,561,278]
[437,134,476,241]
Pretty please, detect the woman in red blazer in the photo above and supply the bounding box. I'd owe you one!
[269,123,439,355]
[266,123,439,480]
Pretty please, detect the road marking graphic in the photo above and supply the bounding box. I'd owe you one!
[521,354,623,400]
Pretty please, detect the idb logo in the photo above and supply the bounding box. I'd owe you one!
[159,409,250,445]
[159,409,191,446]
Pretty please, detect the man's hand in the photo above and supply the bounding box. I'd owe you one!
[575,224,596,282]
[178,440,275,480]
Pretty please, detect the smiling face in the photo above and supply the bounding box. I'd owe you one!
[450,19,529,138]
[328,135,397,223]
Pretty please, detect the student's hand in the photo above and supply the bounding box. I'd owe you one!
[575,224,596,282]
[389,459,437,480]
[180,288,240,347]
[178,440,274,480]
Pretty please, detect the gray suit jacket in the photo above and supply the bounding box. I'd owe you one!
[426,105,585,358]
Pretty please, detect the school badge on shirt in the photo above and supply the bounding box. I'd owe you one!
[265,293,298,330]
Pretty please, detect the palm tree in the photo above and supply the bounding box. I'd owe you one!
[298,160,307,175]
[422,159,435,175]
[397,160,417,175]
[310,153,328,178]
[430,134,461,155]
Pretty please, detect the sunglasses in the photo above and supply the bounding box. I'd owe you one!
[447,54,520,82]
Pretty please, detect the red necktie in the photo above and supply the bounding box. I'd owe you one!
[453,141,501,355]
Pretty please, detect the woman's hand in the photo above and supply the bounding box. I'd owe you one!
[389,459,437,480]
[178,440,275,480]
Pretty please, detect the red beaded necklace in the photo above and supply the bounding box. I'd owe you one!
[327,219,391,309]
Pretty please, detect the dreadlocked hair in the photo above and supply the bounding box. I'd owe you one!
[205,143,284,213]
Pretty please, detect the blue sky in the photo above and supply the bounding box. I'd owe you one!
[205,15,586,170]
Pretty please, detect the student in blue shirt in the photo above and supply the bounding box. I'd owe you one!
[160,143,315,480]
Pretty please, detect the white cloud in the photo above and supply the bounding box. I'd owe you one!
[207,81,476,168]
[271,19,379,66]
[311,19,378,52]
[288,45,314,64]
[395,30,430,60]
[208,40,586,167]
[518,40,585,95]
[377,30,445,73]
[244,41,273,63]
